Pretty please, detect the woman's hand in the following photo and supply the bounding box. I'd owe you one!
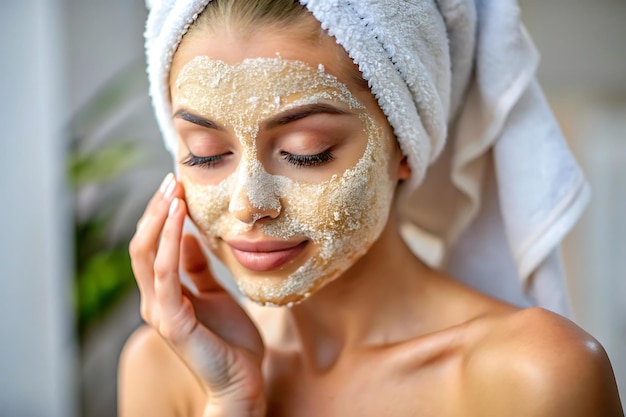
[129,173,266,417]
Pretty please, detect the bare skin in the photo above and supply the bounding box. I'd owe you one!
[119,18,624,417]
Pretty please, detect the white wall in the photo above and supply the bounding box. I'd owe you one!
[0,1,76,416]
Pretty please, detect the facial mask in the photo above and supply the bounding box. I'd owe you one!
[176,56,395,305]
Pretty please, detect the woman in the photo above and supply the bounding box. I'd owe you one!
[119,0,624,416]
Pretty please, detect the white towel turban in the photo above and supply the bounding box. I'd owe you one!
[145,0,590,316]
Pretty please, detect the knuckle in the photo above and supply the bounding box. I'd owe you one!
[153,257,173,280]
[160,305,196,344]
[160,321,191,345]
[128,236,146,258]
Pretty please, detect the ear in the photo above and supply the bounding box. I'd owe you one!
[397,155,411,181]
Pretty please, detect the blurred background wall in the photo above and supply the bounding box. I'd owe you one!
[0,1,76,416]
[0,0,623,416]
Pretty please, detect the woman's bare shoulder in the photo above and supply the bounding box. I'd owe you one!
[118,325,205,417]
[463,307,624,417]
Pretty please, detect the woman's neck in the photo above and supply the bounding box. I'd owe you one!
[283,217,433,370]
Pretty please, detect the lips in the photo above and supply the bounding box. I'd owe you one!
[226,239,309,272]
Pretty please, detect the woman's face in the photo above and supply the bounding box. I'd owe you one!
[170,21,406,306]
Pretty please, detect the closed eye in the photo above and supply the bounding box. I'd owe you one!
[280,150,334,168]
[181,152,232,169]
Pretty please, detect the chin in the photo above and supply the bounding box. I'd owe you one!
[232,258,349,307]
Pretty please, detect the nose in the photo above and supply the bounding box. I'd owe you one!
[228,163,281,225]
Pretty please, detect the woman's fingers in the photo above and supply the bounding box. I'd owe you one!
[152,200,240,386]
[131,174,178,259]
[153,197,197,340]
[129,173,183,320]
[181,233,224,293]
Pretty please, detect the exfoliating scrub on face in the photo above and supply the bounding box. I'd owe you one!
[176,56,395,305]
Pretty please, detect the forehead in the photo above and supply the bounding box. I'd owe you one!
[174,57,363,119]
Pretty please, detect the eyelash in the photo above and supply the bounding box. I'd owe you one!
[181,152,228,169]
[281,150,334,168]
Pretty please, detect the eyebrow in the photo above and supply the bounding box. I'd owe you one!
[173,103,351,131]
[264,103,351,129]
[172,109,223,130]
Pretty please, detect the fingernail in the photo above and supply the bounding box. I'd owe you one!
[159,173,174,194]
[168,198,179,217]
[164,176,177,198]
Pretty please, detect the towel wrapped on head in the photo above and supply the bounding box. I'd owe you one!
[145,0,589,316]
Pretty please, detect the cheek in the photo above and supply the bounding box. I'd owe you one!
[182,174,233,237]
[280,125,395,240]
[282,172,373,236]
